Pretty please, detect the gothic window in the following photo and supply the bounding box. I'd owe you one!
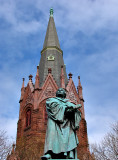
[26,109,31,127]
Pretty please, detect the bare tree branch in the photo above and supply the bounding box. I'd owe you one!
[0,130,12,160]
[90,121,118,160]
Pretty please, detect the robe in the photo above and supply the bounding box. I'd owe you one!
[44,97,81,157]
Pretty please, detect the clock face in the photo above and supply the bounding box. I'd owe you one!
[47,55,55,61]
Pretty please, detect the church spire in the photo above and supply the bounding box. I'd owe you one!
[39,9,68,87]
[42,8,61,53]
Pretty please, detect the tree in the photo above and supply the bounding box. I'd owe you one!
[91,122,118,160]
[0,130,12,160]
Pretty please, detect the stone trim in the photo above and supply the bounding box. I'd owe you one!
[41,46,63,55]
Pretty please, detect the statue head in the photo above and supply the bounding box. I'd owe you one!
[56,88,66,98]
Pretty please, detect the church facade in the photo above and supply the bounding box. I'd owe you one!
[7,9,94,160]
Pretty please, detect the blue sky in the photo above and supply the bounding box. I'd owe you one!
[0,0,118,145]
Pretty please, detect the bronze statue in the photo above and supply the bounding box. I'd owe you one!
[41,88,81,159]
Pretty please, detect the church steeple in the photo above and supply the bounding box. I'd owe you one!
[42,8,61,51]
[39,9,68,87]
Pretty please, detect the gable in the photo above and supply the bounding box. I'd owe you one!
[66,79,79,104]
[38,74,58,103]
[22,84,34,107]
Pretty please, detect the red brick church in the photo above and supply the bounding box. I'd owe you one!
[7,9,94,160]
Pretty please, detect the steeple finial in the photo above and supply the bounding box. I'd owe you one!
[50,8,53,17]
[78,76,82,87]
[68,73,73,79]
[29,74,33,81]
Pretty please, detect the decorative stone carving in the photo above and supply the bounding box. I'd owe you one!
[25,92,33,105]
[44,87,55,97]
[45,87,55,97]
[47,55,55,61]
[68,92,77,104]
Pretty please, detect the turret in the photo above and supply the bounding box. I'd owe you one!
[35,65,40,89]
[34,66,40,109]
[20,78,25,102]
[78,76,83,99]
[77,76,85,119]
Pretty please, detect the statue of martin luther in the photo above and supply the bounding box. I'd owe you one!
[41,88,81,159]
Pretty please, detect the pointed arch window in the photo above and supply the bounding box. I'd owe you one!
[26,109,31,127]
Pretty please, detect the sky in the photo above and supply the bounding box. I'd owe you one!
[0,0,118,146]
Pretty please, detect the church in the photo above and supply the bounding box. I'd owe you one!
[7,9,94,160]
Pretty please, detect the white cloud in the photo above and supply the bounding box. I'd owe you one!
[64,44,118,144]
[44,0,118,36]
[0,0,118,145]
[0,117,18,142]
[0,0,16,25]
[86,108,118,144]
[1,0,118,35]
[15,21,41,33]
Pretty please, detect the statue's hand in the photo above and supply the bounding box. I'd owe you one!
[66,104,82,111]
[75,104,82,109]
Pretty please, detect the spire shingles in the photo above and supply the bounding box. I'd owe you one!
[43,9,60,50]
